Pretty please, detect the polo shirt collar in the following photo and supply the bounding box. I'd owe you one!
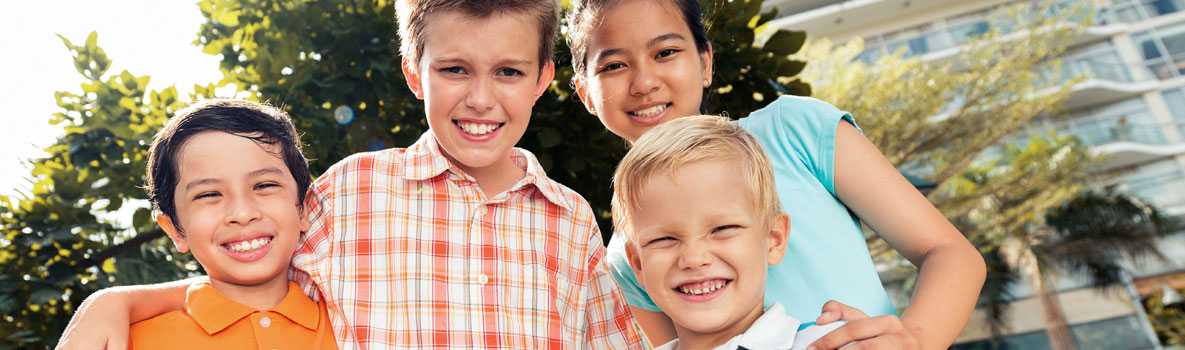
[185,282,320,335]
[401,131,573,212]
[653,303,802,350]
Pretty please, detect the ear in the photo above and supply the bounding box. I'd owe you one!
[699,43,715,88]
[624,238,644,274]
[534,60,556,99]
[157,212,189,253]
[299,204,312,235]
[572,75,597,116]
[766,213,790,265]
[401,56,425,100]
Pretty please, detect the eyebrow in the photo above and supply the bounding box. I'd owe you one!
[182,167,285,191]
[431,57,533,67]
[592,32,688,63]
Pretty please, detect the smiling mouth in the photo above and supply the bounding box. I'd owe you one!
[675,278,731,296]
[454,120,504,137]
[222,236,273,253]
[627,103,671,121]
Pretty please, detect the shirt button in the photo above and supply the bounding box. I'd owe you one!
[477,274,489,285]
[259,316,271,328]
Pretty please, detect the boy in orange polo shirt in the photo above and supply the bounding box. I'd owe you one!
[127,99,335,349]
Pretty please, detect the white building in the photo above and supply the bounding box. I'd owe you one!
[768,0,1185,348]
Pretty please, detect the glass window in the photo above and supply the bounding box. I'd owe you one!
[1161,88,1185,123]
[1064,98,1166,146]
[951,331,1052,350]
[1070,316,1157,350]
[1118,160,1185,212]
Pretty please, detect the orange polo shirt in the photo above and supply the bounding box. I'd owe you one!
[130,281,336,350]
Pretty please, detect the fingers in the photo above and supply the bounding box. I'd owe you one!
[816,300,869,325]
[808,315,906,350]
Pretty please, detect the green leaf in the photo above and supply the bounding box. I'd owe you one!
[763,30,806,56]
[538,127,562,148]
[777,60,807,78]
[29,288,61,305]
[133,208,152,232]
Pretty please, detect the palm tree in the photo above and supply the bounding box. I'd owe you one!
[985,191,1173,350]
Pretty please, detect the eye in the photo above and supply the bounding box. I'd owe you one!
[194,191,220,200]
[644,236,677,248]
[254,181,281,191]
[496,67,524,77]
[656,48,681,59]
[596,62,626,74]
[712,224,743,235]
[440,66,466,75]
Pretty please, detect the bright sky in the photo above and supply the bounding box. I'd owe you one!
[0,1,222,198]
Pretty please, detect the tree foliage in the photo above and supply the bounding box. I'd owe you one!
[0,33,203,349]
[1,0,809,348]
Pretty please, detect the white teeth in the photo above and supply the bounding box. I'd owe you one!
[458,121,500,136]
[227,237,271,252]
[631,104,668,118]
[678,280,728,295]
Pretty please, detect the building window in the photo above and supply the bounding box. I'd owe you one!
[1135,23,1185,79]
[1060,98,1166,146]
[952,330,1052,349]
[1115,160,1185,215]
[1069,315,1157,350]
[1160,87,1185,136]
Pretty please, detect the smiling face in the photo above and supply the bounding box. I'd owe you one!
[402,10,554,184]
[159,131,307,289]
[626,158,788,342]
[574,0,712,143]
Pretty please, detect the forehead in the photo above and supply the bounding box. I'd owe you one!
[587,0,690,53]
[419,10,541,64]
[175,132,287,178]
[631,159,757,223]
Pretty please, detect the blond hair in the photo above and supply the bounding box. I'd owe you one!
[611,115,782,237]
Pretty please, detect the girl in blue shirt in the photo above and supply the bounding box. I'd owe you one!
[565,1,987,349]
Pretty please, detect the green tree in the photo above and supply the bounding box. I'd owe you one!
[0,33,203,348]
[0,0,809,348]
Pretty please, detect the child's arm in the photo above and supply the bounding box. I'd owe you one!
[629,307,676,345]
[829,122,987,350]
[56,276,203,349]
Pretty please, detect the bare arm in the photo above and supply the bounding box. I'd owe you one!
[631,306,676,347]
[833,122,986,350]
[56,276,203,350]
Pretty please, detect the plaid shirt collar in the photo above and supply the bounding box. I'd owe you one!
[401,131,574,212]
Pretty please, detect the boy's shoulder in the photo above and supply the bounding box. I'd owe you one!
[513,147,595,219]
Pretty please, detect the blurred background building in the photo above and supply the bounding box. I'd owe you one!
[768,0,1185,348]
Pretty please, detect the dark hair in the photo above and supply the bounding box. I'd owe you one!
[395,0,557,69]
[566,0,711,78]
[145,99,312,229]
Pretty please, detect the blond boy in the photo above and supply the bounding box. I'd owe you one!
[613,115,842,350]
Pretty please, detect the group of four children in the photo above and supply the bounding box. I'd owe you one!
[58,0,987,349]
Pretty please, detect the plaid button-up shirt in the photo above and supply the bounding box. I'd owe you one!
[292,132,644,349]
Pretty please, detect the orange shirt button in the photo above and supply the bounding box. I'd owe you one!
[259,315,271,328]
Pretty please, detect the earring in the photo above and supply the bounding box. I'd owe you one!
[703,79,711,87]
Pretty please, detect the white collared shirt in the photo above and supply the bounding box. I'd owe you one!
[654,303,844,350]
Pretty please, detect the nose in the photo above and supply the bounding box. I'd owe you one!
[629,61,660,97]
[676,239,713,270]
[224,194,261,226]
[465,76,496,113]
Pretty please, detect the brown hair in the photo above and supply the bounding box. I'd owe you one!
[395,0,557,68]
[145,99,312,230]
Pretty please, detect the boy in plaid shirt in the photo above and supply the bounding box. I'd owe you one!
[57,1,643,349]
